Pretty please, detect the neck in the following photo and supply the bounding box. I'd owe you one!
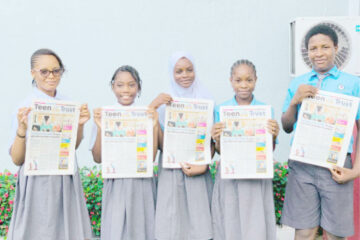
[235,95,253,105]
[39,88,56,97]
[315,65,334,75]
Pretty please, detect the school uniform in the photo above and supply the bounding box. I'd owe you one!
[155,51,214,240]
[89,104,156,240]
[281,66,360,237]
[7,87,93,240]
[211,96,276,240]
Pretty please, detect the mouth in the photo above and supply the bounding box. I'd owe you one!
[314,59,327,65]
[120,95,133,101]
[46,81,58,86]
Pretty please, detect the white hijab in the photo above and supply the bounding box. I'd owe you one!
[168,51,213,99]
[158,51,214,126]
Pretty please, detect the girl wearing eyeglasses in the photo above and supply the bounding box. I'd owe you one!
[7,49,93,240]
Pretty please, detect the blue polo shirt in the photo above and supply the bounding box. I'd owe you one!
[282,66,360,153]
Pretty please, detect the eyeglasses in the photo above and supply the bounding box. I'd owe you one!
[33,68,64,77]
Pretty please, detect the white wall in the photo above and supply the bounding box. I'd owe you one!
[0,0,349,172]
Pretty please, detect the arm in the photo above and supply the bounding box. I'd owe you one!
[211,122,224,154]
[91,108,102,163]
[267,119,280,150]
[10,107,31,166]
[281,84,318,133]
[147,107,159,161]
[76,104,90,149]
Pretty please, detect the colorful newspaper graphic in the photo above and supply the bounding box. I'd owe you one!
[24,99,80,175]
[220,105,273,179]
[163,98,214,168]
[290,90,359,168]
[101,106,153,178]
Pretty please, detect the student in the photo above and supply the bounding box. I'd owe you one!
[90,65,159,240]
[8,48,93,240]
[211,59,279,240]
[150,52,214,240]
[281,24,360,240]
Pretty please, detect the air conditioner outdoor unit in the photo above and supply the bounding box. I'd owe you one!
[290,16,360,77]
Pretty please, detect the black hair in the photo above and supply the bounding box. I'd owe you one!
[31,48,65,85]
[305,24,338,49]
[230,59,257,78]
[110,65,142,95]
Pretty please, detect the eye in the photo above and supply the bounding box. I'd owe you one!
[187,68,193,72]
[129,83,137,88]
[116,84,123,87]
[40,69,49,75]
[176,69,183,74]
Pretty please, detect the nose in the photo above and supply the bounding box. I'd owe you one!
[314,48,324,57]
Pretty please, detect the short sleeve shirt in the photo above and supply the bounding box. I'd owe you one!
[282,66,360,153]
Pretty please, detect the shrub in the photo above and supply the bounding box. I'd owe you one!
[273,161,289,225]
[79,166,103,237]
[0,162,289,237]
[0,171,17,236]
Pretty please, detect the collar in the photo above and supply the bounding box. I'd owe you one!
[310,66,340,79]
[32,87,59,100]
[232,95,256,106]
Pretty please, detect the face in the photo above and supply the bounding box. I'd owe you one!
[307,34,338,74]
[230,64,256,103]
[31,55,62,96]
[173,57,195,88]
[112,71,139,106]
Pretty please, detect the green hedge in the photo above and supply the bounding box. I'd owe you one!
[0,162,288,237]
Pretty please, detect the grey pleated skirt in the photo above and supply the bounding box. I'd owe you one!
[211,163,276,240]
[155,153,213,240]
[100,177,156,240]
[7,164,93,240]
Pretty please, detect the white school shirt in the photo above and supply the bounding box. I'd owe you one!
[8,87,69,155]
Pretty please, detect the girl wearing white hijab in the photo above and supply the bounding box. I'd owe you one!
[150,52,214,240]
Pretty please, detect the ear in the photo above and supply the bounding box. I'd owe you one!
[31,70,36,81]
[334,45,339,53]
[229,76,233,84]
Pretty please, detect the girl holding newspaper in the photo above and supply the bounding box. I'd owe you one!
[8,49,92,240]
[211,59,279,240]
[90,65,159,240]
[150,52,214,240]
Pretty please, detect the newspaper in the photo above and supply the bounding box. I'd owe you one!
[101,106,153,178]
[162,98,214,168]
[24,99,80,175]
[290,90,359,168]
[220,105,273,179]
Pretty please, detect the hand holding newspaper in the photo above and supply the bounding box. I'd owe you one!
[220,105,273,179]
[290,90,359,168]
[24,99,80,175]
[101,106,153,178]
[162,98,214,168]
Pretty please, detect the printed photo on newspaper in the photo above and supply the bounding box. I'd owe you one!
[24,99,80,175]
[290,90,359,168]
[101,106,153,178]
[163,97,214,168]
[220,105,273,179]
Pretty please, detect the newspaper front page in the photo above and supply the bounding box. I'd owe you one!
[101,106,153,178]
[290,90,359,168]
[163,98,214,168]
[220,105,273,179]
[24,99,80,175]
